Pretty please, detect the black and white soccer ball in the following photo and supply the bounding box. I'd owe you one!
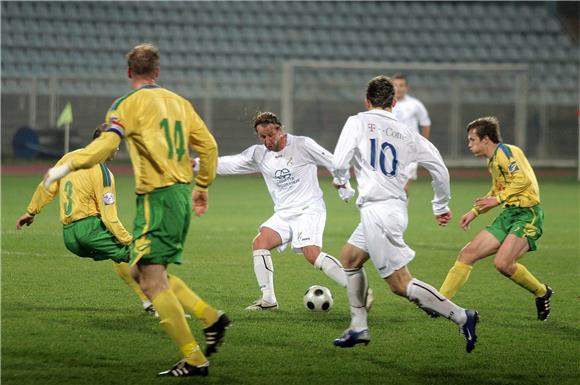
[303,285,333,312]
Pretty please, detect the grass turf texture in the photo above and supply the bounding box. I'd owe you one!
[2,175,579,385]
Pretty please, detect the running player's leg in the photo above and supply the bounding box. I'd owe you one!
[247,225,284,310]
[139,263,208,367]
[114,262,154,314]
[439,230,500,299]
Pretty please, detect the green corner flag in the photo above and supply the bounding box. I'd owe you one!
[57,102,73,128]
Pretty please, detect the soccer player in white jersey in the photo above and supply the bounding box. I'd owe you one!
[331,76,479,353]
[197,111,372,311]
[392,73,432,193]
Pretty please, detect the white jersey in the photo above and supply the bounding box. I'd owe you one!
[333,109,450,215]
[393,94,431,134]
[217,134,334,212]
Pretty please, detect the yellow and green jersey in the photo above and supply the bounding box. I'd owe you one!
[479,143,540,209]
[27,151,132,245]
[68,85,217,194]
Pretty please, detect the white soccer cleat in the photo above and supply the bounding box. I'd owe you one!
[244,298,279,311]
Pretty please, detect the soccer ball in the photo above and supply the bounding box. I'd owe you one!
[303,285,333,312]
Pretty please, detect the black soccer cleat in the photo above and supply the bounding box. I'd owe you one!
[535,285,553,321]
[157,360,209,377]
[333,329,370,348]
[203,312,231,357]
[460,309,479,353]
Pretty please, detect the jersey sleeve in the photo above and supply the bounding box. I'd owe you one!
[494,150,531,204]
[303,137,335,174]
[414,134,451,215]
[68,132,122,171]
[93,165,132,245]
[332,116,358,185]
[416,100,431,127]
[26,153,73,215]
[217,146,259,175]
[188,105,218,192]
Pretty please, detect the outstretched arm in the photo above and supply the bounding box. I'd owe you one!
[43,133,121,189]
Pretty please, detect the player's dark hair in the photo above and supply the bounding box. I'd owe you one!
[92,123,107,139]
[366,75,395,109]
[254,111,282,131]
[467,116,502,143]
[127,43,160,76]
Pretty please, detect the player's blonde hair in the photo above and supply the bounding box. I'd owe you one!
[253,111,283,131]
[126,43,160,76]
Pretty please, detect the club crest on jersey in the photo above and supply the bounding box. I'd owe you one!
[508,161,519,174]
[368,123,376,132]
[103,192,115,205]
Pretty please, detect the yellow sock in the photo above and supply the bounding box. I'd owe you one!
[114,262,149,303]
[168,274,219,328]
[510,263,547,296]
[439,261,473,299]
[152,289,207,366]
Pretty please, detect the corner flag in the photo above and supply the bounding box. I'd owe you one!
[57,102,73,128]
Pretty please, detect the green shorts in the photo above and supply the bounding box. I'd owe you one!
[130,183,192,266]
[63,216,129,263]
[485,205,544,251]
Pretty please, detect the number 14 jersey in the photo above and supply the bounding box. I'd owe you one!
[105,85,217,194]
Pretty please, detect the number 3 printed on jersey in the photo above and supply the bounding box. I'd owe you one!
[369,138,398,177]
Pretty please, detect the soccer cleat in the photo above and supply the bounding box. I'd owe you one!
[460,309,479,353]
[203,311,231,357]
[144,304,158,317]
[366,288,375,311]
[244,298,279,311]
[157,360,209,377]
[333,329,370,348]
[535,285,553,321]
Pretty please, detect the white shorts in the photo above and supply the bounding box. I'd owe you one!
[404,161,418,181]
[260,204,326,254]
[347,200,415,278]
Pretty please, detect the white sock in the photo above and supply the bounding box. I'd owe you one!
[253,249,277,304]
[345,267,368,331]
[406,278,467,325]
[142,300,153,309]
[314,252,347,287]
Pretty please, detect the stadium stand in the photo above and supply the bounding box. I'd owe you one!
[1,1,578,158]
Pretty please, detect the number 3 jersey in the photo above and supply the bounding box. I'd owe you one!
[333,109,450,215]
[104,85,217,194]
[216,134,335,213]
[26,151,132,244]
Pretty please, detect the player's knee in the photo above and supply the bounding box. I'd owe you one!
[458,244,478,263]
[493,258,513,276]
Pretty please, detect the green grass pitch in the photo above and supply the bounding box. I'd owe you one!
[2,174,579,385]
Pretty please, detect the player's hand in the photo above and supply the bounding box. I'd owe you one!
[43,163,71,190]
[459,211,477,230]
[337,181,356,202]
[435,211,452,227]
[16,213,35,230]
[192,190,208,216]
[474,196,498,213]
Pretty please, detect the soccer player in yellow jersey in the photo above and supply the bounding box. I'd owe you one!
[42,43,228,377]
[439,116,553,320]
[16,126,158,314]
